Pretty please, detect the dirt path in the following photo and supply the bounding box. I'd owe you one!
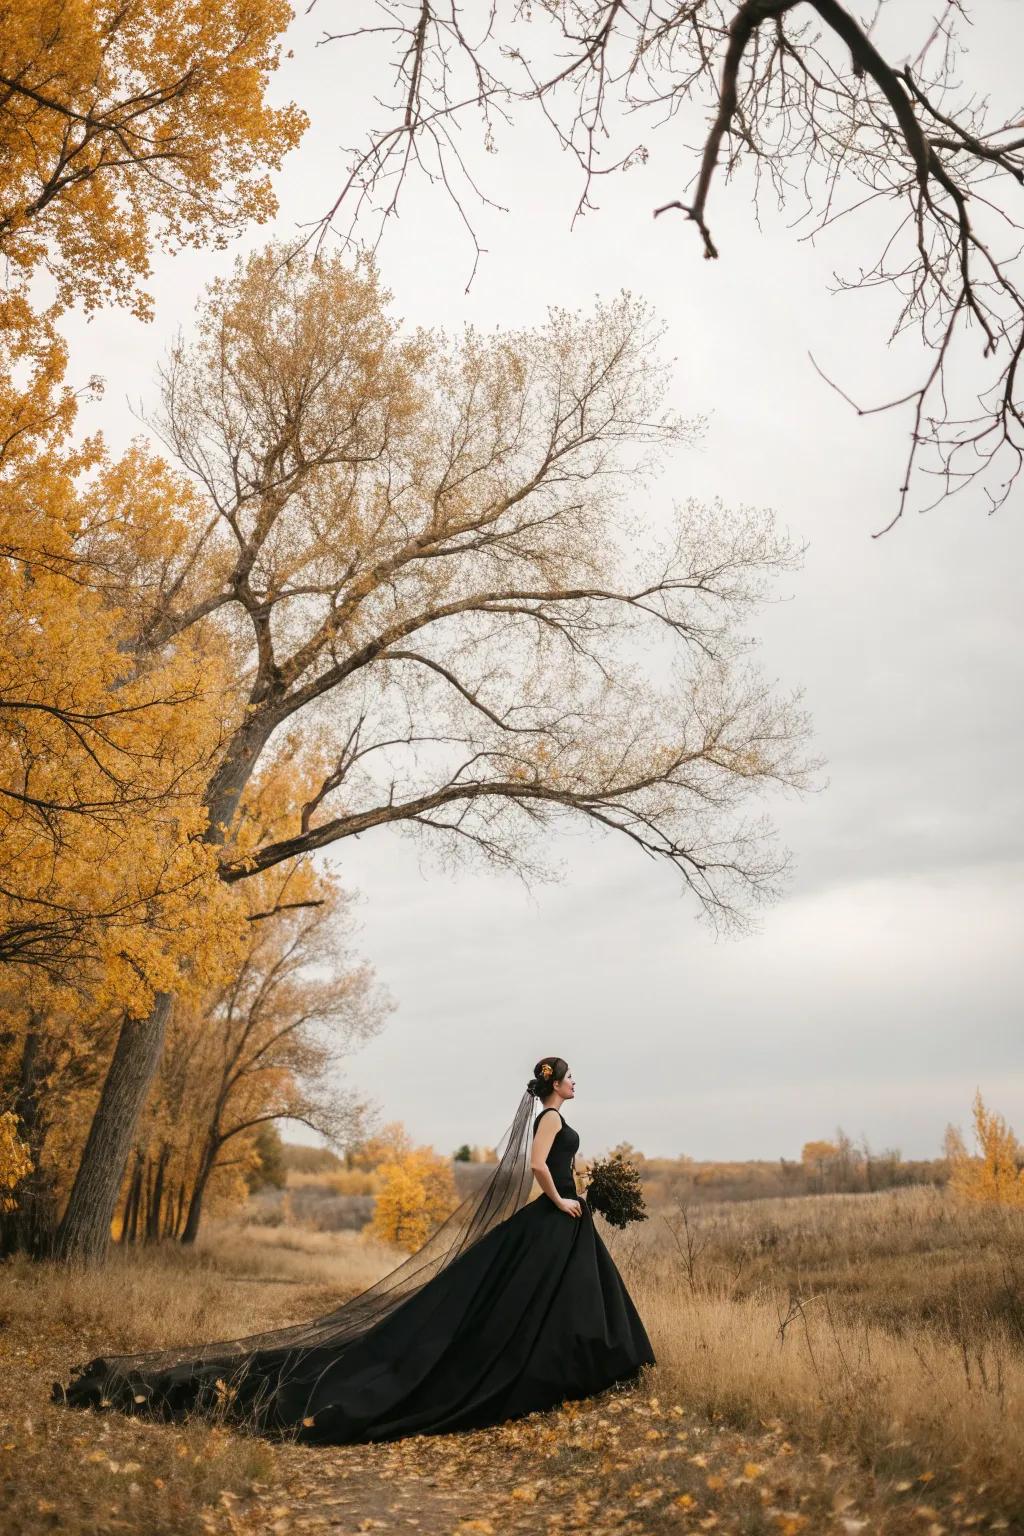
[220,1386,1006,1536]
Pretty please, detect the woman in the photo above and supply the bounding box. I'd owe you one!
[53,1056,655,1443]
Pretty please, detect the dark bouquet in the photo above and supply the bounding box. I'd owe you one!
[582,1152,648,1229]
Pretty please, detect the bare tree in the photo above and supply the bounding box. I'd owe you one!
[143,247,812,910]
[54,243,815,1262]
[320,1,1024,527]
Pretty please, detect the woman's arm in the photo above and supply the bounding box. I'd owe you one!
[530,1113,581,1216]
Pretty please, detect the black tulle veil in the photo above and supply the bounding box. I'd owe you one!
[59,1088,540,1417]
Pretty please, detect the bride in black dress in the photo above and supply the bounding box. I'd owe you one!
[53,1056,656,1443]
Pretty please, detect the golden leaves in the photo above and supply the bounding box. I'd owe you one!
[946,1091,1024,1208]
[0,0,305,321]
[775,1517,808,1536]
[368,1146,460,1252]
[0,436,242,1013]
[0,5,314,1114]
[0,1113,33,1211]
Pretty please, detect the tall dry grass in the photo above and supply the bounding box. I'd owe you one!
[1,1219,400,1356]
[605,1184,1024,1505]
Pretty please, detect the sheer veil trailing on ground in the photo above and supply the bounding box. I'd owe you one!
[54,1089,538,1401]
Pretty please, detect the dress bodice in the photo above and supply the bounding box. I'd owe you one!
[532,1107,579,1197]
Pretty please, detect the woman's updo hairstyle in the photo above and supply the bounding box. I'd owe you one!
[527,1056,569,1098]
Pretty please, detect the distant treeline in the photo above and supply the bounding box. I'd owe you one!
[281,1144,346,1175]
[279,1132,948,1220]
[598,1132,946,1207]
[638,1154,948,1207]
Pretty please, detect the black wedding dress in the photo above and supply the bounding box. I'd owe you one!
[53,1098,655,1444]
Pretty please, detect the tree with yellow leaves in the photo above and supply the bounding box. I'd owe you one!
[3,847,383,1254]
[0,0,307,1259]
[347,1123,415,1173]
[57,241,815,1262]
[370,1145,460,1253]
[1,0,305,968]
[801,1140,840,1195]
[945,1092,1024,1208]
[0,0,304,318]
[0,454,239,992]
[2,470,254,1258]
[0,0,304,986]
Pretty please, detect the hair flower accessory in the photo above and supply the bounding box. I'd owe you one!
[540,1063,553,1078]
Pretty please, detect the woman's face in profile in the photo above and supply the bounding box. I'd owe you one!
[556,1069,575,1102]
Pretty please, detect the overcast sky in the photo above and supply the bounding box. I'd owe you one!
[63,2,1023,1162]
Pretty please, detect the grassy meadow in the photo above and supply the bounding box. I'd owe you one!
[626,1185,1024,1499]
[2,1179,1023,1535]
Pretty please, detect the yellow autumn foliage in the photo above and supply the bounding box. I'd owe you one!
[0,428,249,1011]
[800,1140,840,1170]
[0,0,313,1256]
[0,0,307,1013]
[945,1091,1024,1208]
[348,1123,415,1172]
[369,1146,460,1253]
[0,1111,33,1211]
[0,0,305,319]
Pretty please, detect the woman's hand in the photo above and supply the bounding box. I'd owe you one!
[557,1197,582,1218]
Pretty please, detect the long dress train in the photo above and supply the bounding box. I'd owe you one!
[53,1104,656,1444]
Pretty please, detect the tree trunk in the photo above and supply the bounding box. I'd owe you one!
[146,1159,157,1241]
[127,1154,143,1244]
[164,1179,184,1239]
[52,996,172,1264]
[0,1021,59,1257]
[119,1151,144,1245]
[180,1139,219,1246]
[147,1143,169,1243]
[203,715,279,846]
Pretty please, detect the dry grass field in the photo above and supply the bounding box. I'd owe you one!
[1,1185,1022,1535]
[624,1186,1024,1505]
